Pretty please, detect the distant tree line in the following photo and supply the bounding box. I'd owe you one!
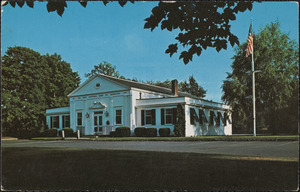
[86,62,207,98]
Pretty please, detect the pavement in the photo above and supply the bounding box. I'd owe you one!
[2,140,299,159]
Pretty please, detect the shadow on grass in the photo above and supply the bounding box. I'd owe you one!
[2,147,298,191]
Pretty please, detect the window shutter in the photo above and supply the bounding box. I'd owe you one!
[190,108,195,125]
[172,108,177,124]
[161,109,165,125]
[62,116,65,128]
[199,109,208,124]
[50,116,53,128]
[151,109,156,125]
[141,110,145,126]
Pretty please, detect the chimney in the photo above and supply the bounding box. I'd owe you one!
[171,79,178,96]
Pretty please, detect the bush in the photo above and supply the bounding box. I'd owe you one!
[159,128,171,137]
[17,129,41,139]
[109,131,116,137]
[58,128,75,137]
[134,127,146,137]
[115,127,131,137]
[145,128,157,137]
[43,128,58,137]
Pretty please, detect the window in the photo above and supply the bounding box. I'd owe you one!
[161,108,176,125]
[77,112,82,126]
[115,109,122,125]
[62,115,70,128]
[50,116,59,128]
[145,110,152,124]
[141,109,156,125]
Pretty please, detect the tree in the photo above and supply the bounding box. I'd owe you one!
[1,46,80,137]
[222,21,298,134]
[85,62,121,78]
[174,103,185,137]
[179,76,206,98]
[4,1,254,64]
[148,76,206,98]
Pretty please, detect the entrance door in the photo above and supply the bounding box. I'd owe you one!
[94,111,103,134]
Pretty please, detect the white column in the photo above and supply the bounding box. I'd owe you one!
[59,115,63,129]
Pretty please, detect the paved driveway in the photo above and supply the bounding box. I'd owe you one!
[2,140,298,158]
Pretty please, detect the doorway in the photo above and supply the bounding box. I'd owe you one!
[94,111,103,134]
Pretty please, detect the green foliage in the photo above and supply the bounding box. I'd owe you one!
[222,21,298,134]
[58,128,75,137]
[174,103,186,137]
[85,61,121,78]
[134,127,146,137]
[145,128,157,137]
[147,76,206,98]
[109,131,116,137]
[2,46,80,137]
[179,76,206,98]
[43,128,58,137]
[159,128,171,137]
[115,126,131,137]
[144,2,253,64]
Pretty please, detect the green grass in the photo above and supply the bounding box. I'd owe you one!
[30,135,299,141]
[2,147,298,190]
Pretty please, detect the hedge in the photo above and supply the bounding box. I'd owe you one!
[159,128,171,137]
[134,127,146,137]
[58,128,76,137]
[109,131,116,137]
[43,128,58,137]
[115,127,131,137]
[17,129,41,139]
[145,128,157,137]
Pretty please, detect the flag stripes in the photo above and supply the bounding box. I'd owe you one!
[246,21,253,58]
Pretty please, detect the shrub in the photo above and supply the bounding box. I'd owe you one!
[134,127,146,137]
[58,128,75,137]
[17,129,40,139]
[43,128,58,137]
[109,131,116,137]
[145,128,157,137]
[159,128,171,137]
[115,127,131,137]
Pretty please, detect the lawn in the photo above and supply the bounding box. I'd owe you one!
[31,135,299,141]
[2,147,298,191]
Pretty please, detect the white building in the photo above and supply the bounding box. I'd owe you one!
[45,74,232,136]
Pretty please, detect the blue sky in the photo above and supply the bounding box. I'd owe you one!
[1,1,298,102]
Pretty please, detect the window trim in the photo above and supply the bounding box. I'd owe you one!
[77,112,83,126]
[141,109,156,126]
[115,108,122,125]
[62,115,70,128]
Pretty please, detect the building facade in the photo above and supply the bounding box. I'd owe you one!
[45,74,232,136]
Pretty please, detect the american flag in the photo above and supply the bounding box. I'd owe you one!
[245,21,253,58]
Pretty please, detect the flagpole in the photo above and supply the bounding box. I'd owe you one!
[251,18,256,136]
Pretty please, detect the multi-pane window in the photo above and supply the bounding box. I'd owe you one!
[62,115,70,128]
[50,116,59,128]
[116,109,122,125]
[77,112,82,126]
[145,110,152,124]
[141,109,156,125]
[161,108,176,125]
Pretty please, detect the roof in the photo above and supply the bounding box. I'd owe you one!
[96,74,225,105]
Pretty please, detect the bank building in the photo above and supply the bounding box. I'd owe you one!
[46,74,232,136]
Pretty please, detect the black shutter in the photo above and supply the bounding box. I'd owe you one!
[141,110,145,126]
[199,109,208,124]
[62,116,65,128]
[190,108,195,125]
[172,108,177,124]
[50,116,53,128]
[161,109,165,125]
[151,109,156,125]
